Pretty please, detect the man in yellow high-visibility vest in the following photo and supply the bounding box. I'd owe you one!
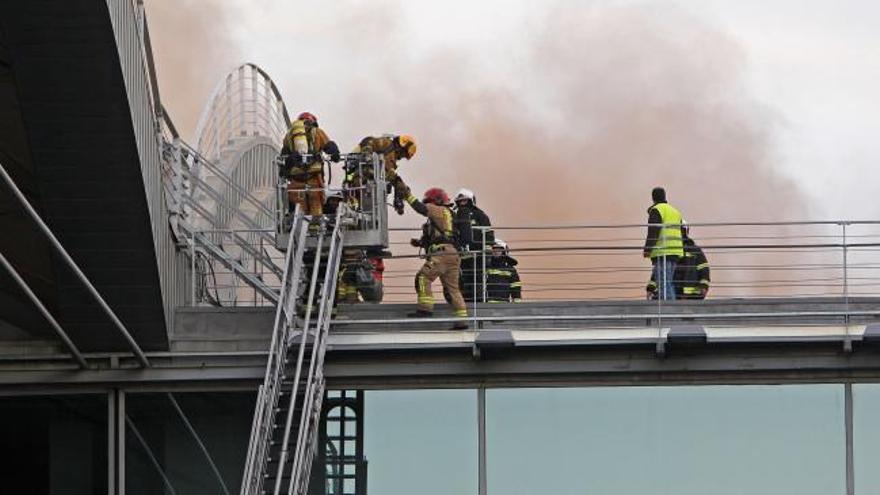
[643,187,684,300]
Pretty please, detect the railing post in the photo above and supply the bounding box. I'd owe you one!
[190,229,196,306]
[842,222,849,308]
[482,227,488,305]
[257,236,263,306]
[842,222,852,351]
[656,255,664,355]
[472,248,478,329]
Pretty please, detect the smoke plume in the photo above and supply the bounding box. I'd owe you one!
[144,0,244,139]
[147,1,828,301]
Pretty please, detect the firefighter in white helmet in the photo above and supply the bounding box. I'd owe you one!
[485,239,522,302]
[453,188,494,302]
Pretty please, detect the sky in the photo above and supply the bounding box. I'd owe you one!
[145,0,880,222]
[144,0,880,301]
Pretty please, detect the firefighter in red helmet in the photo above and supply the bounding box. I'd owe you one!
[280,111,340,218]
[401,184,468,329]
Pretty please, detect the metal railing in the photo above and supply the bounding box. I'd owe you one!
[183,227,283,307]
[167,146,394,308]
[275,152,389,249]
[330,220,880,330]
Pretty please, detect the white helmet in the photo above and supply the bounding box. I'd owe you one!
[454,188,476,204]
[493,239,508,251]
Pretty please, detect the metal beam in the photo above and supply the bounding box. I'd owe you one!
[0,250,88,368]
[109,390,117,495]
[0,161,150,367]
[118,391,126,495]
[166,393,231,495]
[845,382,855,495]
[126,414,178,494]
[3,342,880,391]
[477,387,487,495]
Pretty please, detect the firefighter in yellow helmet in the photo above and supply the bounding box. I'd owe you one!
[346,134,416,214]
[400,184,468,330]
[280,111,340,217]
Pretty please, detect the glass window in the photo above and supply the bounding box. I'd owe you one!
[364,389,477,495]
[0,394,107,494]
[125,391,255,494]
[854,383,880,493]
[487,385,845,495]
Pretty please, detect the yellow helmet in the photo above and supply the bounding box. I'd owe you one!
[398,135,417,160]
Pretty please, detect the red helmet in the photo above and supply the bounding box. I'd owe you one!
[297,111,317,124]
[422,187,450,205]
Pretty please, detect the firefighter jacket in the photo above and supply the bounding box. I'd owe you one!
[405,193,456,252]
[643,201,684,259]
[647,237,710,299]
[353,136,404,183]
[676,237,710,297]
[454,203,494,252]
[486,255,522,302]
[281,120,333,179]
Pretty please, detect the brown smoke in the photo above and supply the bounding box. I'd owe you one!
[333,4,815,301]
[147,2,838,302]
[143,0,244,140]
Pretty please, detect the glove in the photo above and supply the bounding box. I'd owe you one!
[393,196,405,215]
[397,182,411,199]
[410,238,421,248]
[323,141,341,163]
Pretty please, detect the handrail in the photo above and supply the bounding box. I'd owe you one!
[389,220,880,232]
[0,161,150,368]
[330,308,880,326]
[179,141,276,221]
[0,251,88,369]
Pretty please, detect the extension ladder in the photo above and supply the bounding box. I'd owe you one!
[241,206,346,495]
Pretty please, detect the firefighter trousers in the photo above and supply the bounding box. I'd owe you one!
[415,244,467,316]
[288,174,325,217]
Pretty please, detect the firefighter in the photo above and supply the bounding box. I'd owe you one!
[486,239,522,302]
[347,135,417,214]
[646,223,710,299]
[337,248,385,304]
[337,249,364,304]
[642,187,684,300]
[401,185,468,329]
[280,112,340,218]
[361,250,385,303]
[677,222,710,299]
[453,188,494,302]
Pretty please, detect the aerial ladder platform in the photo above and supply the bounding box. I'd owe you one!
[240,205,346,495]
[239,152,390,494]
[163,138,388,493]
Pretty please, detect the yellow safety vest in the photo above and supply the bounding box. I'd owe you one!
[649,203,684,258]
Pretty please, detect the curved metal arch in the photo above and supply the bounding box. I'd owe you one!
[193,62,291,163]
[215,137,279,230]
